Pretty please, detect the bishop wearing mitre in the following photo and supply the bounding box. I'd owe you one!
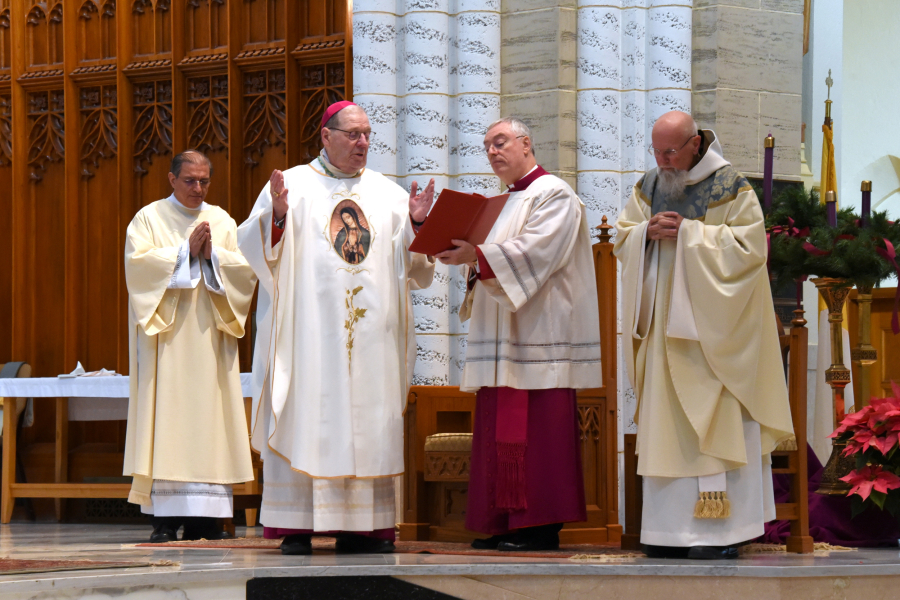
[237,101,435,555]
[614,111,794,559]
[124,150,257,543]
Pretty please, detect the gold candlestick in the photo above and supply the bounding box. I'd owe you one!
[813,277,856,495]
[850,285,877,410]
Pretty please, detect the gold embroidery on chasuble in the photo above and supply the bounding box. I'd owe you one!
[344,286,367,373]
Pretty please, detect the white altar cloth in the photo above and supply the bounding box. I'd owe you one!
[0,374,253,423]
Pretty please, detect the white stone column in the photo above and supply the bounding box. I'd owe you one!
[353,2,401,177]
[354,0,502,386]
[400,2,453,385]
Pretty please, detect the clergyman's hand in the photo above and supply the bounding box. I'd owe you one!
[189,221,211,258]
[647,211,684,240]
[203,227,213,261]
[435,239,477,266]
[409,178,435,224]
[270,169,289,220]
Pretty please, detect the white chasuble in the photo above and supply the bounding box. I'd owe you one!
[123,197,257,508]
[614,131,794,544]
[237,163,433,503]
[459,174,602,392]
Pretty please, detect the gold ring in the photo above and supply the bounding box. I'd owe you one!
[273,191,280,197]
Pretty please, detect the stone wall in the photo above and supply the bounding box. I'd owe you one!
[501,1,578,187]
[692,0,804,178]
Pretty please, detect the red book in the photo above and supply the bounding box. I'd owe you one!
[409,189,509,255]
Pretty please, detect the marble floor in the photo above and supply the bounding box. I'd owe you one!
[0,524,899,599]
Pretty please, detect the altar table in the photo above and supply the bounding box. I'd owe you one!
[0,374,256,524]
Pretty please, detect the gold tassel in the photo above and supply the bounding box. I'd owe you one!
[693,491,732,519]
[693,492,707,518]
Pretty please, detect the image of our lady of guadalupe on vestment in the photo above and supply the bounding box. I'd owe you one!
[330,201,371,265]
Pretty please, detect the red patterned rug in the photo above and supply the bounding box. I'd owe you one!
[136,537,636,559]
[0,558,173,576]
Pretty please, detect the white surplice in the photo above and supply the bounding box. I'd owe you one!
[459,173,602,392]
[237,157,434,531]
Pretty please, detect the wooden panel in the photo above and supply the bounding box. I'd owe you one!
[0,93,11,364]
[26,1,64,69]
[296,62,343,163]
[131,0,170,58]
[2,0,351,520]
[848,288,900,401]
[11,482,131,498]
[241,0,283,48]
[25,88,66,377]
[79,85,120,371]
[186,72,227,206]
[241,67,286,205]
[186,0,226,54]
[77,0,116,64]
[1,1,11,72]
[574,397,608,528]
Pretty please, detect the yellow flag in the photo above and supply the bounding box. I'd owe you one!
[820,122,838,204]
[817,120,848,327]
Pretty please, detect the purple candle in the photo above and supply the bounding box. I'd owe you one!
[763,133,775,209]
[861,180,872,227]
[826,190,837,228]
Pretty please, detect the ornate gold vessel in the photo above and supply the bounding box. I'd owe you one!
[812,277,855,495]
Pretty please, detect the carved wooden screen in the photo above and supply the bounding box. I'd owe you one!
[0,0,351,496]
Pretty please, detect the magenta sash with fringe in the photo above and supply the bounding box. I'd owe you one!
[495,387,529,510]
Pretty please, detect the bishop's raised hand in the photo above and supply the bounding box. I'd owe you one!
[270,169,289,220]
[409,178,435,225]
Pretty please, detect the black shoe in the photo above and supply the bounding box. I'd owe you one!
[280,534,313,555]
[149,526,178,543]
[471,533,516,550]
[335,535,396,554]
[181,517,234,541]
[642,544,691,559]
[497,532,560,552]
[687,545,739,560]
[497,538,561,551]
[497,524,561,552]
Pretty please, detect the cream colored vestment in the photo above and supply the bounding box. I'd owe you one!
[237,158,434,531]
[614,131,793,545]
[123,197,257,507]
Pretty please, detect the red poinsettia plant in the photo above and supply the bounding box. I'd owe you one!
[830,382,900,517]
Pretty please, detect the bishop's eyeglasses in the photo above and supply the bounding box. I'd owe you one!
[327,128,375,142]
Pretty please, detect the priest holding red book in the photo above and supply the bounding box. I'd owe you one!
[435,117,602,551]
